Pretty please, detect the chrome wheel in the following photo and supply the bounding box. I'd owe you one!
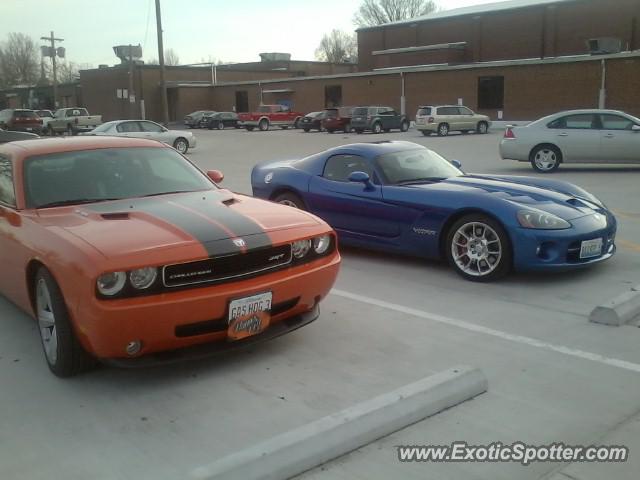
[174,138,188,154]
[279,199,299,208]
[478,122,488,134]
[438,123,449,136]
[36,278,58,365]
[451,222,502,277]
[533,149,559,171]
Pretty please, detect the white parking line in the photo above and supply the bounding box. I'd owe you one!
[331,289,640,374]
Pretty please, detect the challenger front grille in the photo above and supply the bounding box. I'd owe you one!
[163,244,293,288]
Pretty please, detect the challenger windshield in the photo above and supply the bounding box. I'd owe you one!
[24,147,215,208]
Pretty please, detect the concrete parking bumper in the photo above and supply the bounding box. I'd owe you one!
[589,285,640,326]
[191,366,488,480]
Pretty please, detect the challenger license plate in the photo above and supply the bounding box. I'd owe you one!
[227,292,272,341]
[579,238,603,259]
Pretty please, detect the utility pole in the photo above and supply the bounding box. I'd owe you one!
[40,31,64,109]
[155,0,170,125]
[128,44,135,119]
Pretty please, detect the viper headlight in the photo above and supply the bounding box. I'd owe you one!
[292,239,312,259]
[129,267,158,290]
[313,234,331,254]
[517,209,571,230]
[97,271,127,296]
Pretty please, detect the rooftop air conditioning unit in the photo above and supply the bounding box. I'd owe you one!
[259,52,291,62]
[587,37,623,55]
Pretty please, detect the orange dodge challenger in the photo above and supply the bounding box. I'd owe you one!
[0,137,340,376]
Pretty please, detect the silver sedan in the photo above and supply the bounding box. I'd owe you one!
[84,120,196,154]
[500,109,640,172]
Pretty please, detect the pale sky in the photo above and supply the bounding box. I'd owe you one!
[4,0,500,67]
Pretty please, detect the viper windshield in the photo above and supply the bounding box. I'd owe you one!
[24,147,215,209]
[375,148,463,185]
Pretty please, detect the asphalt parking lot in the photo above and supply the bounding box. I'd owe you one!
[1,126,640,480]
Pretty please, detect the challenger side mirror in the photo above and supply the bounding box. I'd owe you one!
[348,171,374,190]
[451,159,462,169]
[207,170,224,183]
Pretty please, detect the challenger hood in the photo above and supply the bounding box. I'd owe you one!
[412,175,605,220]
[36,190,320,258]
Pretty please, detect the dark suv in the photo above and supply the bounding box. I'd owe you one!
[350,106,409,134]
[0,109,43,133]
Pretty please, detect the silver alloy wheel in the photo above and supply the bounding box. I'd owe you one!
[478,122,488,134]
[174,138,188,154]
[36,278,58,365]
[451,222,502,277]
[534,149,558,171]
[278,199,299,208]
[217,121,224,130]
[439,124,449,136]
[373,122,382,133]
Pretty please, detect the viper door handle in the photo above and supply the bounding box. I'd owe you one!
[558,133,569,137]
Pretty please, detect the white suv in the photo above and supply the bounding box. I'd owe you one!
[415,105,491,136]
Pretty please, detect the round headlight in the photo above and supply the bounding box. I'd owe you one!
[129,267,158,290]
[97,271,126,296]
[313,234,331,254]
[292,239,312,259]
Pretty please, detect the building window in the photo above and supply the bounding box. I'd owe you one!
[325,85,342,108]
[477,76,504,109]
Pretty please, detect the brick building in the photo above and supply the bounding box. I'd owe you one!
[78,0,640,122]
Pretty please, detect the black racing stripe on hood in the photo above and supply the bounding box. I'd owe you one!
[84,193,272,256]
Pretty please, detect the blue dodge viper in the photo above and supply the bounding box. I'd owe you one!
[251,141,616,281]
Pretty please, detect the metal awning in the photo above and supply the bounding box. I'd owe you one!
[262,88,294,93]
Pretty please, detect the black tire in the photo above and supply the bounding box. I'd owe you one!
[372,122,382,134]
[259,119,269,131]
[355,129,363,134]
[34,267,96,377]
[421,130,430,136]
[445,214,512,282]
[273,191,306,210]
[246,126,255,131]
[477,122,489,134]
[217,121,225,130]
[400,120,409,132]
[437,123,449,136]
[530,145,561,173]
[173,137,189,154]
[303,127,310,133]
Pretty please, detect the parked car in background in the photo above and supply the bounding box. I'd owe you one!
[82,120,196,154]
[47,107,102,135]
[500,109,640,172]
[238,105,303,131]
[300,112,327,132]
[203,112,239,130]
[0,127,39,143]
[0,136,340,376]
[350,106,409,134]
[416,105,491,136]
[322,106,355,133]
[184,110,215,128]
[252,141,616,282]
[36,109,55,134]
[0,109,43,134]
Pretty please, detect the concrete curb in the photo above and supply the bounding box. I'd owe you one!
[192,366,488,480]
[589,285,640,326]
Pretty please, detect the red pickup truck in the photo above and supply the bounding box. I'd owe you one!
[237,104,304,131]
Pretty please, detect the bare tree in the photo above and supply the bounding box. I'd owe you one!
[56,60,80,83]
[315,30,358,63]
[164,48,180,66]
[0,33,40,88]
[353,0,438,27]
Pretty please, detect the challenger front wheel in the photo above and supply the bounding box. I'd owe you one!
[35,267,96,377]
[273,192,306,210]
[446,215,511,282]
